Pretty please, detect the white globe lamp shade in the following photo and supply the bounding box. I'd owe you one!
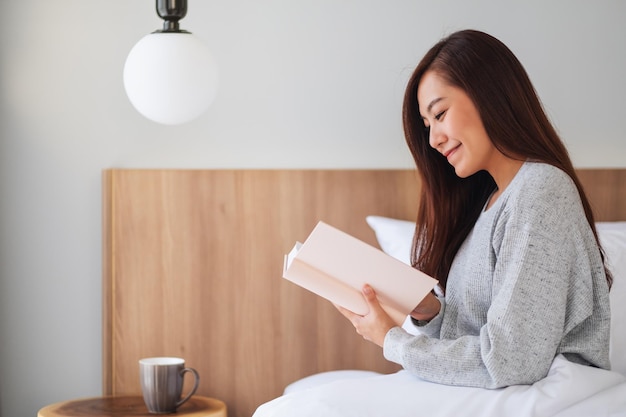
[124,32,219,125]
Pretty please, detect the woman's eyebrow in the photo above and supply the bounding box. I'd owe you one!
[426,97,444,114]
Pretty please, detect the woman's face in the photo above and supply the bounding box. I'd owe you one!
[417,70,499,178]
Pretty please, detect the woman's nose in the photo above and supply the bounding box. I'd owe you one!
[428,124,445,149]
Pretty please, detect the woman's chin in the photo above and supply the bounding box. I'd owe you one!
[452,164,470,178]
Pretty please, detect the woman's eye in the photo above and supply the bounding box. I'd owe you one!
[434,110,446,121]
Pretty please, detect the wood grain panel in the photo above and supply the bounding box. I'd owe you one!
[102,170,420,417]
[577,169,626,221]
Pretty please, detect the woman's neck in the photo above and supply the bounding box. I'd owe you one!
[486,157,524,209]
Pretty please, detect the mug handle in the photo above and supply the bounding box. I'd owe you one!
[176,367,200,408]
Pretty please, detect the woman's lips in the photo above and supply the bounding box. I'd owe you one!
[444,145,460,161]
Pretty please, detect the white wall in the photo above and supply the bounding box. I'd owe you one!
[1,1,624,416]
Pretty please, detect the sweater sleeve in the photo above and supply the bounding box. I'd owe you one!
[383,167,600,388]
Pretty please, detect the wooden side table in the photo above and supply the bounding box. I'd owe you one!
[38,395,227,417]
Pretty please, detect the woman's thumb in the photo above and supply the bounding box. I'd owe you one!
[362,284,378,304]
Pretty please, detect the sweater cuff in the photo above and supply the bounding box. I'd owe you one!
[383,326,415,365]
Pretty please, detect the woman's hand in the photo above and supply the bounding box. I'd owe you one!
[335,285,397,347]
[409,292,441,322]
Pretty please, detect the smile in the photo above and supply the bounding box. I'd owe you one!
[444,145,461,160]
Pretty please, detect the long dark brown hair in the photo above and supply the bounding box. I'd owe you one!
[403,29,611,291]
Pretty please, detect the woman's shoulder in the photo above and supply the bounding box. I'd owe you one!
[514,161,576,195]
[503,161,583,224]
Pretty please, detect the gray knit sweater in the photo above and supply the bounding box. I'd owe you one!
[383,162,611,389]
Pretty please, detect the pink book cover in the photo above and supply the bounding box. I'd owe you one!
[283,221,438,326]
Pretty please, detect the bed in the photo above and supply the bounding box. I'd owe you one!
[102,168,626,417]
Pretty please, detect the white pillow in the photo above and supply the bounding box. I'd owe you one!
[365,216,415,265]
[366,216,626,377]
[596,222,626,376]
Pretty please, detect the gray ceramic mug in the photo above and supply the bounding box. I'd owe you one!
[139,357,200,414]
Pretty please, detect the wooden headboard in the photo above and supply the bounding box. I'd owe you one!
[102,168,626,417]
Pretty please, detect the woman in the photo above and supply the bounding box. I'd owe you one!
[253,29,613,416]
[339,29,611,389]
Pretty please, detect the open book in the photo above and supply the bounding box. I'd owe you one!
[283,221,438,326]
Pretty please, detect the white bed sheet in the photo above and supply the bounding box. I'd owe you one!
[253,355,626,417]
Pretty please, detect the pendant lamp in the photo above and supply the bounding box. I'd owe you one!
[124,0,219,125]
